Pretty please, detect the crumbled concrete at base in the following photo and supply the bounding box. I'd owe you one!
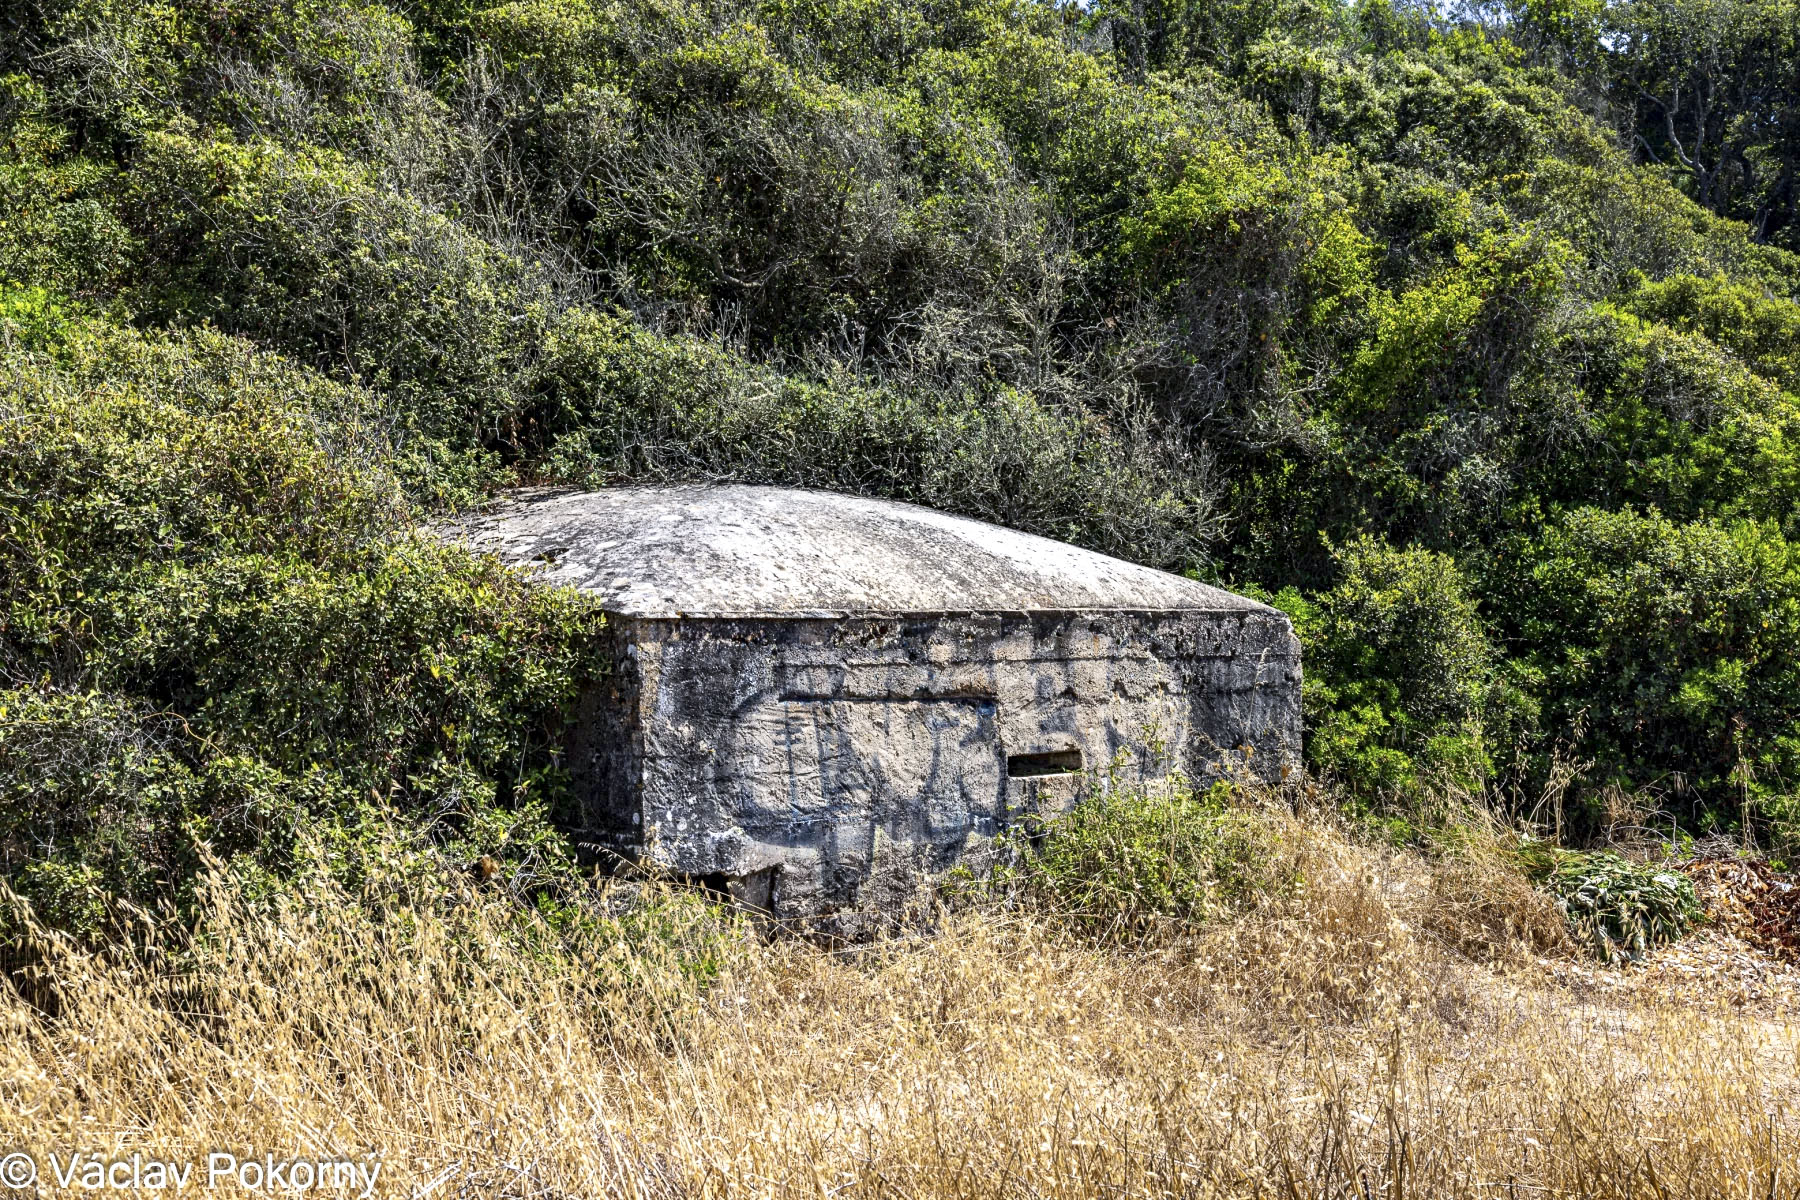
[444,486,1302,921]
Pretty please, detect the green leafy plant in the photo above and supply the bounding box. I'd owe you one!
[1524,846,1702,963]
[993,777,1302,943]
[1492,507,1800,843]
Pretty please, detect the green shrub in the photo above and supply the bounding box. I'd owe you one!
[1117,138,1373,430]
[1523,846,1701,964]
[1265,536,1525,809]
[119,130,550,467]
[1522,307,1800,537]
[1619,273,1800,393]
[530,309,1220,570]
[1491,507,1800,843]
[0,322,606,938]
[1001,777,1301,942]
[0,77,131,299]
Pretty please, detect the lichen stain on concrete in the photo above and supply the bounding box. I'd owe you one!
[445,485,1302,922]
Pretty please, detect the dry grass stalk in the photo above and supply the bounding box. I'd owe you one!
[2,811,1798,1199]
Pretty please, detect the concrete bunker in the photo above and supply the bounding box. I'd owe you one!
[452,486,1302,920]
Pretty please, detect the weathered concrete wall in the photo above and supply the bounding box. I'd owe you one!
[444,485,1304,922]
[568,608,1301,919]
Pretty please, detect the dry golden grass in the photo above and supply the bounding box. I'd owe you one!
[3,810,1799,1200]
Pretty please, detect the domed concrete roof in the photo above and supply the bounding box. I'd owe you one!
[446,486,1267,618]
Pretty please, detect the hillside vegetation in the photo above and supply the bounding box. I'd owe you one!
[6,0,1800,982]
[13,5,1800,1191]
[10,0,1800,1173]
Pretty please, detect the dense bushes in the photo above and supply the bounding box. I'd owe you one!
[118,130,555,470]
[1268,537,1517,805]
[1493,508,1800,848]
[529,310,1218,565]
[0,316,607,936]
